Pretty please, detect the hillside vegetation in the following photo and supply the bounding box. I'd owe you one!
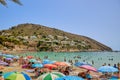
[0,23,112,53]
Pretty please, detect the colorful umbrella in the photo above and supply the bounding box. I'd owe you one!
[27,56,34,59]
[79,65,97,72]
[0,53,3,56]
[42,59,55,64]
[5,54,14,58]
[32,63,43,68]
[3,71,31,80]
[14,56,19,59]
[74,62,91,67]
[54,62,68,66]
[44,64,57,70]
[98,66,119,72]
[109,76,119,80]
[5,58,13,61]
[0,61,8,66]
[37,72,65,80]
[55,76,84,80]
[29,59,37,62]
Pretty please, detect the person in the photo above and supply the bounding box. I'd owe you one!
[113,64,118,68]
[34,68,40,78]
[85,70,92,80]
[78,72,86,79]
[63,70,69,75]
[0,71,4,80]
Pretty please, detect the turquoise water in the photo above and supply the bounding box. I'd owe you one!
[17,52,120,68]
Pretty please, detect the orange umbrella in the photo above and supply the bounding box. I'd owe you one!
[54,62,68,66]
[27,56,34,59]
[44,64,57,70]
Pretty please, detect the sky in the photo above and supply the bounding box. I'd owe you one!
[0,0,120,50]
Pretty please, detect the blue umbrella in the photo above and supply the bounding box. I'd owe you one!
[74,62,91,67]
[42,59,55,64]
[98,66,118,73]
[32,63,43,68]
[55,76,84,80]
[109,76,119,80]
[5,54,14,58]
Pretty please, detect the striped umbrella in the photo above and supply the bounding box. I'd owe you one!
[3,71,31,80]
[37,72,65,80]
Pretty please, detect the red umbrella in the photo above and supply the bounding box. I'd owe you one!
[79,65,97,72]
[54,62,68,66]
[44,64,57,70]
[27,56,34,59]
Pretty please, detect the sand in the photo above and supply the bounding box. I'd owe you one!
[0,62,102,80]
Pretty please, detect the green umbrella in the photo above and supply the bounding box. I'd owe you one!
[37,72,65,80]
[29,59,37,62]
[3,71,31,80]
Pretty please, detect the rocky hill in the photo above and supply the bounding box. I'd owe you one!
[0,23,112,53]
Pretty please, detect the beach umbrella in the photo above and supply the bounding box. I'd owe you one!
[98,66,119,73]
[74,62,91,67]
[3,71,31,80]
[0,53,3,56]
[5,54,14,58]
[54,62,68,66]
[29,59,37,62]
[27,56,34,59]
[109,76,119,80]
[5,58,13,61]
[43,61,56,65]
[32,63,43,68]
[14,56,19,59]
[0,62,8,66]
[37,72,65,80]
[44,64,57,70]
[55,76,84,80]
[79,65,97,72]
[42,59,53,64]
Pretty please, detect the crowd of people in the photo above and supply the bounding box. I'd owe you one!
[0,53,120,80]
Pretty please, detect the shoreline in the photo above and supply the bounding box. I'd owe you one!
[0,50,114,54]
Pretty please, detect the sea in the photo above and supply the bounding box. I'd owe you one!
[17,51,120,68]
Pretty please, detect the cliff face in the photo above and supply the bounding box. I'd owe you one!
[0,23,112,52]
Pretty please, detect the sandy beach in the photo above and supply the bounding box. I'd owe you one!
[0,52,120,80]
[0,60,102,80]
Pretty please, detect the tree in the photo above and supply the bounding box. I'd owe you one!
[0,0,22,6]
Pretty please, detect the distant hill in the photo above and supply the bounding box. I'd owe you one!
[0,23,112,53]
